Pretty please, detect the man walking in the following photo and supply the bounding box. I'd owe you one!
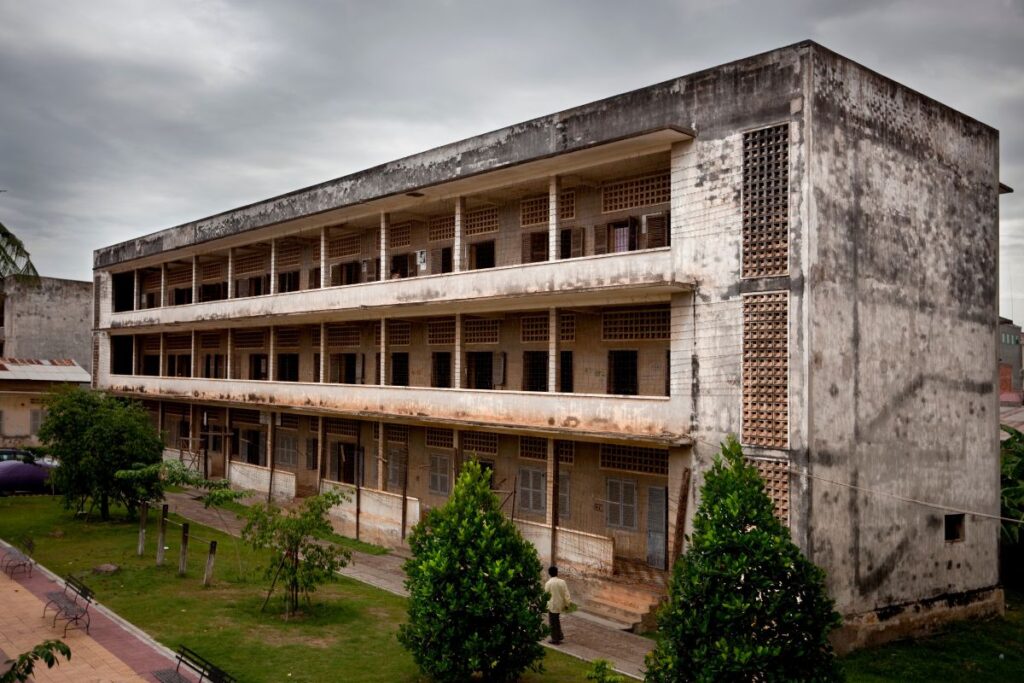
[544,566,571,645]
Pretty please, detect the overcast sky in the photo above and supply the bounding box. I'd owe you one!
[1,0,1021,316]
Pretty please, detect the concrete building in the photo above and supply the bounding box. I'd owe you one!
[999,317,1022,405]
[0,359,90,448]
[92,41,1010,649]
[1,276,95,374]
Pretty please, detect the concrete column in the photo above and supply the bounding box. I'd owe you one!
[546,438,559,566]
[548,308,557,392]
[376,421,385,490]
[227,248,235,299]
[454,313,463,388]
[132,270,140,310]
[319,322,327,383]
[191,255,199,304]
[269,240,278,295]
[320,227,328,288]
[159,332,165,377]
[191,329,198,378]
[669,293,689,398]
[226,328,234,380]
[548,176,560,261]
[544,439,556,526]
[159,264,167,308]
[157,400,164,440]
[266,414,276,501]
[453,197,465,272]
[131,334,138,375]
[379,318,387,385]
[268,326,275,382]
[379,213,389,279]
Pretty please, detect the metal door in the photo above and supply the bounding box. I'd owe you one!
[647,486,668,569]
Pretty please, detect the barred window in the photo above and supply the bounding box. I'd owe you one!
[234,253,268,275]
[520,191,576,226]
[388,321,411,346]
[555,440,575,464]
[519,436,547,460]
[464,319,500,344]
[234,330,267,349]
[278,413,299,430]
[559,314,576,343]
[164,334,191,351]
[602,172,671,213]
[742,291,789,448]
[599,444,668,475]
[326,324,361,347]
[276,243,302,269]
[520,315,549,343]
[166,267,192,286]
[465,207,499,236]
[275,327,301,347]
[385,424,408,444]
[602,309,670,341]
[428,215,455,242]
[425,428,454,450]
[427,319,455,345]
[742,124,789,278]
[325,418,359,438]
[461,431,498,455]
[328,233,361,259]
[390,223,412,249]
[201,262,225,281]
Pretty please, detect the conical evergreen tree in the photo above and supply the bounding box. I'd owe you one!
[645,436,842,682]
[398,459,548,682]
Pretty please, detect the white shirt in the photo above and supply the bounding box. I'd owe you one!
[545,576,571,613]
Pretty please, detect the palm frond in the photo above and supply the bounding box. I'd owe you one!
[0,220,40,285]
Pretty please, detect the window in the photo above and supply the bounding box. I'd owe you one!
[742,124,790,278]
[203,354,225,379]
[387,447,406,489]
[200,283,227,302]
[522,351,548,392]
[469,240,496,270]
[278,270,300,293]
[112,272,135,312]
[439,247,453,273]
[167,354,192,378]
[142,355,160,376]
[429,454,451,496]
[308,267,321,290]
[391,352,410,386]
[466,352,495,390]
[331,261,362,286]
[558,472,570,520]
[611,218,639,253]
[945,513,965,543]
[608,350,639,395]
[275,432,298,467]
[518,467,546,514]
[606,478,637,529]
[330,353,361,384]
[144,292,158,308]
[522,231,549,264]
[277,354,299,382]
[559,351,574,393]
[111,336,134,375]
[29,409,44,435]
[173,287,193,305]
[431,352,452,388]
[249,354,268,381]
[306,438,318,470]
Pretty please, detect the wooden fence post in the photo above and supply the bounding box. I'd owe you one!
[156,504,168,566]
[203,541,217,587]
[178,523,190,577]
[137,502,148,557]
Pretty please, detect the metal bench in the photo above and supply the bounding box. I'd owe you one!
[42,575,93,636]
[1,547,34,578]
[154,646,236,683]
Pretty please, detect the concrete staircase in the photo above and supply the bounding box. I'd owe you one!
[569,559,668,633]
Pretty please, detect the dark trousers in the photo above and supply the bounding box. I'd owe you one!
[548,612,563,643]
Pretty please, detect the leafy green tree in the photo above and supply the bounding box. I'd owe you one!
[39,386,164,520]
[241,491,351,617]
[398,459,548,683]
[645,436,841,682]
[1001,425,1024,544]
[1,640,70,682]
[0,220,39,282]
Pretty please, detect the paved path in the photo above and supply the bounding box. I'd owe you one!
[164,489,655,679]
[0,544,186,682]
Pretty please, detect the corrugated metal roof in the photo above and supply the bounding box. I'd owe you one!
[0,358,90,383]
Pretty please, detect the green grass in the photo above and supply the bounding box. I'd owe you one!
[842,590,1024,682]
[0,496,590,682]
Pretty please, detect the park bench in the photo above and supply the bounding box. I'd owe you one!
[1,546,34,578]
[42,575,93,636]
[154,646,237,683]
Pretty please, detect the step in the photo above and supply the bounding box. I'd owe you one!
[571,607,635,632]
[577,600,639,631]
[590,589,662,613]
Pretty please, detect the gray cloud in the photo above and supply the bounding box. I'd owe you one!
[0,0,1021,315]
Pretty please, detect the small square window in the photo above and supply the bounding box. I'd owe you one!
[944,513,965,543]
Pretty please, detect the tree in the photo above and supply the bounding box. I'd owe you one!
[39,386,164,520]
[398,459,548,683]
[0,220,39,282]
[241,491,351,617]
[645,436,842,682]
[1000,424,1024,544]
[1,640,70,683]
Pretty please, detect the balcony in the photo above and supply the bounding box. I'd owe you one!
[105,248,690,331]
[103,374,688,445]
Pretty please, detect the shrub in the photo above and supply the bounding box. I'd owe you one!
[645,436,841,682]
[398,459,548,682]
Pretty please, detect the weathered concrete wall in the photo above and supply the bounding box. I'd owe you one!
[515,519,615,575]
[805,45,1001,617]
[3,277,93,372]
[227,460,296,500]
[0,393,44,447]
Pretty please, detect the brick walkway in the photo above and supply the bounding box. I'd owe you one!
[164,489,654,679]
[0,546,186,682]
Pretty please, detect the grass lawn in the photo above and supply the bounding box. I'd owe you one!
[0,495,591,682]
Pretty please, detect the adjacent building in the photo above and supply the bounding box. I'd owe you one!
[1000,317,1022,405]
[1,276,94,373]
[0,359,90,448]
[92,41,1009,649]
